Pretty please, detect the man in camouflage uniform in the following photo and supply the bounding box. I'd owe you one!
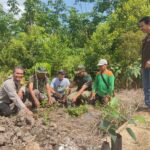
[68,65,92,105]
[28,67,53,108]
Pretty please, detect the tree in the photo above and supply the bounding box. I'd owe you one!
[7,0,20,15]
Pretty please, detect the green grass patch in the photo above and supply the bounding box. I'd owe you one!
[66,105,88,117]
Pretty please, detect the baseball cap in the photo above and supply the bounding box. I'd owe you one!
[97,59,108,66]
[58,70,65,75]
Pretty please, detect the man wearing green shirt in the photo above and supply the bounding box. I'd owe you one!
[90,59,115,104]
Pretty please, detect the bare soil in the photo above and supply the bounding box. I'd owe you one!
[0,89,150,150]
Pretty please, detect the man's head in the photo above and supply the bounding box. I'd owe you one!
[36,67,47,79]
[13,66,24,82]
[139,16,150,33]
[58,70,65,80]
[76,65,86,77]
[97,59,108,72]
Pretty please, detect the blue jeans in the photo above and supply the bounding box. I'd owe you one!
[142,68,150,106]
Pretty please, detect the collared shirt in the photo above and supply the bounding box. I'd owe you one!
[0,76,26,109]
[142,34,150,68]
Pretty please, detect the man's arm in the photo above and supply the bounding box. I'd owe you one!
[108,75,115,96]
[90,76,98,100]
[72,84,88,102]
[3,81,33,115]
[46,83,54,105]
[28,82,40,107]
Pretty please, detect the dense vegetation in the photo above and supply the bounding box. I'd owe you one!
[0,0,150,88]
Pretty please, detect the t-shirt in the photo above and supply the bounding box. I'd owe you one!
[93,69,115,96]
[73,73,92,91]
[50,78,70,94]
[29,75,49,93]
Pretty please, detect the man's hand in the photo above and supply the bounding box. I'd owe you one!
[90,92,96,100]
[24,107,33,116]
[34,99,40,108]
[47,98,53,105]
[72,96,77,103]
[145,60,150,68]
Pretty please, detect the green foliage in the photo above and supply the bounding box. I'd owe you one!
[40,100,48,108]
[43,111,49,126]
[0,0,149,88]
[67,105,88,117]
[99,97,146,142]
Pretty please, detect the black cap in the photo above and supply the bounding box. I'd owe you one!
[58,70,65,75]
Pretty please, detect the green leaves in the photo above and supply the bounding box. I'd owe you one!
[126,128,136,141]
[67,105,88,117]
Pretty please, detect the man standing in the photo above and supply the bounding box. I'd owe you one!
[0,66,33,116]
[139,16,150,107]
[90,59,115,105]
[50,70,70,102]
[28,67,53,108]
[68,65,92,105]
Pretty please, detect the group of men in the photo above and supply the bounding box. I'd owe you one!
[0,59,115,117]
[0,16,150,117]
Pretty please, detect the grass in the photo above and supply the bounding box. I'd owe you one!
[66,105,88,117]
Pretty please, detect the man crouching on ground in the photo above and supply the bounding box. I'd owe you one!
[0,66,33,116]
[68,65,92,105]
[28,67,53,108]
[90,59,115,105]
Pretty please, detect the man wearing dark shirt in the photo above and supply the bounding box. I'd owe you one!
[68,65,92,104]
[139,16,150,107]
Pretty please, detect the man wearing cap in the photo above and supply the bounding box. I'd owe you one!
[90,59,115,104]
[28,67,53,108]
[68,65,92,105]
[0,66,33,116]
[50,70,70,103]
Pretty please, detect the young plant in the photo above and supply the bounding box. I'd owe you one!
[67,105,88,117]
[99,97,146,144]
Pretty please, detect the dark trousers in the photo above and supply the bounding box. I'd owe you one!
[142,68,150,106]
[89,94,105,105]
[0,103,12,117]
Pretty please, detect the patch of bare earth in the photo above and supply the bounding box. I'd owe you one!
[1,89,150,150]
[116,89,150,150]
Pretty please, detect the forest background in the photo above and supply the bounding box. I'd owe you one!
[0,0,150,88]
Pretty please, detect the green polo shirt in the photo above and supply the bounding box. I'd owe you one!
[93,69,115,96]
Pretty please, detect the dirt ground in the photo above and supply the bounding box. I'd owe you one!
[0,89,150,150]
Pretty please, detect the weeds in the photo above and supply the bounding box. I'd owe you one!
[67,105,88,117]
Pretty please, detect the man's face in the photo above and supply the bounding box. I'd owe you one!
[13,68,24,82]
[139,21,150,33]
[78,70,85,77]
[99,65,107,72]
[58,74,64,80]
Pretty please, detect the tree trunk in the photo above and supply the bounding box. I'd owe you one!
[101,141,111,150]
[111,133,122,150]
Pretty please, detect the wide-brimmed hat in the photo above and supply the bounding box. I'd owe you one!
[97,59,108,66]
[36,67,48,74]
